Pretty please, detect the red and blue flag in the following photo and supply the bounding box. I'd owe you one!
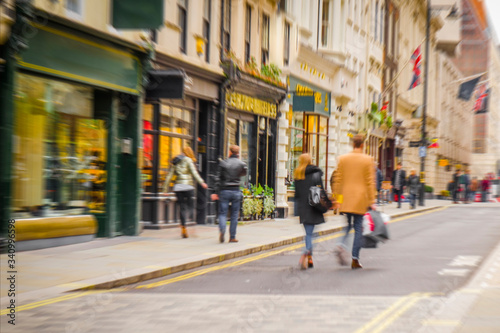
[408,46,422,90]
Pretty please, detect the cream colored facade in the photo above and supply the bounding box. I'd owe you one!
[396,0,471,193]
[471,38,500,178]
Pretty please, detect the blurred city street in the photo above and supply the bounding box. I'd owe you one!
[2,202,500,332]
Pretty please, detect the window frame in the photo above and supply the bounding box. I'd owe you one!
[245,4,252,64]
[66,0,84,21]
[261,13,270,65]
[203,0,211,62]
[221,0,231,56]
[178,0,188,54]
[321,0,330,47]
[284,21,290,66]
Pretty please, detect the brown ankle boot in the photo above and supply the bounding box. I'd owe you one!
[307,255,314,268]
[299,254,308,270]
[181,226,188,238]
[351,259,363,269]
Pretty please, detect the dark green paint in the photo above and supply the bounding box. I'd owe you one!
[18,26,141,94]
[112,0,164,30]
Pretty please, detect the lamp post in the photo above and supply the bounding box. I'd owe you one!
[419,1,431,206]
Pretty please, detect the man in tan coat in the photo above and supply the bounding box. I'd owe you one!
[333,134,376,269]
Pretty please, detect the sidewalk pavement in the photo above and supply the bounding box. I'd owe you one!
[0,200,456,303]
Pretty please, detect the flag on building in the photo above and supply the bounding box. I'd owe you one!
[428,138,439,149]
[473,84,489,113]
[457,76,481,100]
[408,46,422,90]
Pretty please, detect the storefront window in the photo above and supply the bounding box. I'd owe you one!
[12,73,105,218]
[141,101,195,193]
[287,112,305,187]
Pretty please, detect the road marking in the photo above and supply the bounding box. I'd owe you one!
[449,255,482,267]
[1,207,445,314]
[438,269,470,276]
[137,233,344,289]
[355,292,436,333]
[372,293,434,333]
[386,206,448,224]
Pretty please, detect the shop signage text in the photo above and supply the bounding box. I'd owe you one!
[226,92,277,118]
[287,76,330,116]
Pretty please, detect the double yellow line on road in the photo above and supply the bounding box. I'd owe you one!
[354,292,440,333]
[0,206,447,316]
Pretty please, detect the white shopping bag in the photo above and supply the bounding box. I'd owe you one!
[362,213,374,236]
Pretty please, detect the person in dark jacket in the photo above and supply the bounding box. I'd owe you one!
[211,145,248,243]
[391,162,406,208]
[294,153,327,270]
[452,169,462,203]
[407,169,420,209]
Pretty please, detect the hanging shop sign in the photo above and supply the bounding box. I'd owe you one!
[226,92,277,118]
[287,76,330,116]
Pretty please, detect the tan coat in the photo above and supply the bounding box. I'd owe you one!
[333,151,376,215]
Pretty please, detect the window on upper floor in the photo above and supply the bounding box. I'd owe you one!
[321,0,330,47]
[66,0,84,20]
[245,4,252,64]
[279,0,291,14]
[178,0,188,54]
[261,13,270,65]
[284,21,290,66]
[221,0,231,56]
[354,1,357,25]
[203,0,211,62]
[380,5,384,44]
[374,2,378,41]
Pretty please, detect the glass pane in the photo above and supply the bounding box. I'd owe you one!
[160,138,192,192]
[308,134,318,164]
[143,103,154,123]
[12,73,105,218]
[288,128,304,189]
[319,116,328,134]
[228,118,237,146]
[240,121,250,187]
[292,112,303,129]
[318,135,327,176]
[142,133,154,193]
[160,105,171,132]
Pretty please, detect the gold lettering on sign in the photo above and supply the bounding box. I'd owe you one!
[295,84,314,96]
[226,92,277,118]
[314,92,322,104]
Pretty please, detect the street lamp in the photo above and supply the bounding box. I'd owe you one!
[419,1,459,206]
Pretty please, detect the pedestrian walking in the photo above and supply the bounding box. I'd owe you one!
[407,169,419,209]
[164,147,208,238]
[333,134,376,269]
[211,145,248,243]
[391,162,406,208]
[481,177,491,202]
[461,170,471,203]
[470,177,479,202]
[452,169,462,204]
[294,153,329,270]
[375,163,383,204]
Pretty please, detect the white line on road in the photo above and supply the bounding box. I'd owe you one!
[438,269,470,277]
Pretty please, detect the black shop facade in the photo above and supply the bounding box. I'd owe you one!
[221,71,287,214]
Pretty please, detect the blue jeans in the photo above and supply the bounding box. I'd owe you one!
[303,224,315,255]
[341,214,363,260]
[218,189,242,239]
[409,193,417,208]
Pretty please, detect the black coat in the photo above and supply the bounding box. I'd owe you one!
[391,169,407,190]
[294,165,326,225]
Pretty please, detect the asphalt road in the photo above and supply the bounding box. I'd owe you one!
[129,206,500,296]
[3,206,500,333]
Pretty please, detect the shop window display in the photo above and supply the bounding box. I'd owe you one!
[12,73,106,218]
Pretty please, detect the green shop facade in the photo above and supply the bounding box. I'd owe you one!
[0,11,149,248]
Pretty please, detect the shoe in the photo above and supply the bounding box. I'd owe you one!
[351,259,363,269]
[308,255,314,268]
[335,246,349,266]
[299,254,308,270]
[229,238,239,243]
[181,226,188,238]
[219,232,224,243]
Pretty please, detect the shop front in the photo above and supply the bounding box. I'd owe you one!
[1,13,147,245]
[286,76,331,192]
[140,54,224,226]
[224,92,278,191]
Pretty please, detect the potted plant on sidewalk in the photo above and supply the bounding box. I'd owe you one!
[263,185,276,219]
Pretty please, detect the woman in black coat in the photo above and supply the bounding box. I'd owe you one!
[294,153,327,270]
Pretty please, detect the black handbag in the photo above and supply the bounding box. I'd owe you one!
[308,173,332,213]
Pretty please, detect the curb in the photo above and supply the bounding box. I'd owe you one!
[72,205,446,292]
